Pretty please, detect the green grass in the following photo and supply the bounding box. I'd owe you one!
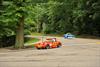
[24,38,39,47]
[76,35,100,39]
[46,34,63,37]
[31,32,63,37]
[25,38,39,44]
[31,32,44,36]
[31,32,100,39]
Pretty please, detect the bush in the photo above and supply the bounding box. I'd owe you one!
[0,35,15,48]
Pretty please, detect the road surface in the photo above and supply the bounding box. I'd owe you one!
[0,36,100,67]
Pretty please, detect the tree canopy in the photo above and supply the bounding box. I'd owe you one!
[0,0,100,48]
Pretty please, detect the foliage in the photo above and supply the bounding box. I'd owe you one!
[24,37,39,45]
[0,0,100,48]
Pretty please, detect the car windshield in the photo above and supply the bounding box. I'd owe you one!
[46,38,56,42]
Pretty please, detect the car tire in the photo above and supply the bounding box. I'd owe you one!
[57,45,60,48]
[57,43,61,48]
[45,45,50,49]
[37,48,41,50]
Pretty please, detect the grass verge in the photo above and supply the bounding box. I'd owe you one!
[24,38,39,48]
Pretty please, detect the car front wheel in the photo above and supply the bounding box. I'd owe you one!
[57,43,61,48]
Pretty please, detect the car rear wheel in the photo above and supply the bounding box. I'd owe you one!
[45,45,50,49]
[37,48,41,49]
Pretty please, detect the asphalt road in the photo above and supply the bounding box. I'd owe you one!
[0,36,100,67]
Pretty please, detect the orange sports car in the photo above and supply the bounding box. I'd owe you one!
[35,38,62,49]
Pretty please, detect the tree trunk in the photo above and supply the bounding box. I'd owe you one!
[0,0,3,6]
[15,16,24,48]
[37,22,43,33]
[0,0,3,15]
[42,22,46,33]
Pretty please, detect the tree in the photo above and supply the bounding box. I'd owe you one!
[1,0,34,48]
[33,4,47,33]
[4,0,48,48]
[0,0,100,48]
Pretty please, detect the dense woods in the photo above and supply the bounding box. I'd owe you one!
[0,0,100,48]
